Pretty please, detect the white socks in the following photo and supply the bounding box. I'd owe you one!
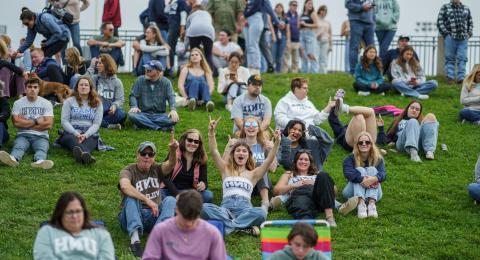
[131,230,140,244]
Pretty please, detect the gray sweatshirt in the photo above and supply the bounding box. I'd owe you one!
[186,10,215,41]
[86,66,124,108]
[61,97,103,138]
[460,83,480,111]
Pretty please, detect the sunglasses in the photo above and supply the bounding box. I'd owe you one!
[297,149,312,154]
[27,85,39,89]
[107,28,114,32]
[244,121,259,128]
[186,137,201,144]
[64,209,83,217]
[139,151,156,158]
[358,141,372,146]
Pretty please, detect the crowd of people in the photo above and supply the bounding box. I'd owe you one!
[0,0,477,259]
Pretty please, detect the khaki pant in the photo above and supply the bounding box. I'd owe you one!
[282,42,300,73]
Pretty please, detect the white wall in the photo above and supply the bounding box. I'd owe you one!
[1,0,479,49]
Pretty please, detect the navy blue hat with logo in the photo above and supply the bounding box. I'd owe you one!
[143,60,164,71]
[248,74,263,85]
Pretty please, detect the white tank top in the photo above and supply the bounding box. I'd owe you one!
[222,176,254,200]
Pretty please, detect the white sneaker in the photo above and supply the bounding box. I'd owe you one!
[367,203,378,218]
[107,123,122,130]
[187,98,196,111]
[425,151,434,160]
[400,93,405,97]
[0,151,19,167]
[408,148,422,162]
[380,92,385,96]
[31,159,54,170]
[206,101,215,112]
[357,202,367,219]
[357,91,371,96]
[418,94,429,100]
[270,196,282,211]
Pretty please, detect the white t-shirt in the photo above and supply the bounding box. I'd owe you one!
[12,96,53,138]
[222,176,254,200]
[213,41,241,56]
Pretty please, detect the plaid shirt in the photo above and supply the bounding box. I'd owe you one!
[437,1,473,40]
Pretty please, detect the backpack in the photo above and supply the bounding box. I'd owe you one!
[43,0,74,25]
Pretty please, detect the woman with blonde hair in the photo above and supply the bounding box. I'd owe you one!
[58,75,103,164]
[343,131,386,219]
[178,47,215,111]
[86,54,125,129]
[201,116,281,236]
[0,38,26,98]
[459,64,480,124]
[65,47,90,88]
[135,24,170,76]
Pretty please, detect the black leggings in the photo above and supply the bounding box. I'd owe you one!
[353,82,392,93]
[43,40,69,58]
[285,172,336,219]
[58,133,98,154]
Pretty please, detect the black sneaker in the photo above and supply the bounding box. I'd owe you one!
[130,242,143,257]
[81,152,96,165]
[72,146,83,163]
[238,226,260,236]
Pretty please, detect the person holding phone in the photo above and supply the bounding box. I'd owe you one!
[391,46,438,99]
[217,52,250,111]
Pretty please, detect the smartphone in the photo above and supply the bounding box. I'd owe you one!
[229,73,236,80]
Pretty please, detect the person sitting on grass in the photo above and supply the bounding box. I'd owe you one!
[163,129,214,203]
[391,45,438,100]
[87,22,125,67]
[201,116,281,236]
[118,139,179,258]
[217,52,250,111]
[0,77,54,170]
[267,222,329,260]
[386,100,439,162]
[353,45,392,96]
[33,192,115,259]
[459,64,480,124]
[272,150,337,227]
[0,90,9,150]
[468,155,480,205]
[343,131,386,219]
[128,60,179,131]
[64,47,90,89]
[142,190,227,260]
[134,24,170,76]
[58,76,102,165]
[177,47,215,112]
[223,116,277,213]
[87,54,126,130]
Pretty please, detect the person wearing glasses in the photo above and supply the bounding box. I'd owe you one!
[223,116,277,213]
[33,192,115,259]
[0,77,54,170]
[201,116,281,236]
[386,100,439,162]
[57,76,103,165]
[87,22,126,67]
[272,150,337,227]
[118,139,179,257]
[343,131,386,219]
[164,129,213,203]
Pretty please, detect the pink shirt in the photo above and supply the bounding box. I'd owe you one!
[142,218,227,260]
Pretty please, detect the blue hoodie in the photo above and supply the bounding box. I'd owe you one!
[345,0,375,25]
[34,58,59,80]
[354,61,385,85]
[343,154,386,183]
[18,12,70,53]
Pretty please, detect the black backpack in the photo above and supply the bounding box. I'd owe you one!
[43,0,74,25]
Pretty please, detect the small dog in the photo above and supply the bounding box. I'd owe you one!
[30,75,72,103]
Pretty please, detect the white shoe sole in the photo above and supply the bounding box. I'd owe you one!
[31,160,54,170]
[0,151,19,167]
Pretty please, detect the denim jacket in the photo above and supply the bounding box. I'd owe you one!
[345,0,375,24]
[18,12,70,53]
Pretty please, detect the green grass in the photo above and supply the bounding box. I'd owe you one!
[1,73,479,259]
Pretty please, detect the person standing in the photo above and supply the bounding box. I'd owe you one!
[283,0,300,73]
[345,0,375,74]
[373,0,400,64]
[272,4,290,74]
[316,5,332,74]
[206,0,245,42]
[437,0,473,84]
[185,5,216,72]
[102,0,121,36]
[299,0,318,74]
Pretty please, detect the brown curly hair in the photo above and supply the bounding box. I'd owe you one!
[361,45,383,72]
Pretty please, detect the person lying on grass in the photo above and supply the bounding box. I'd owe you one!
[201,116,280,236]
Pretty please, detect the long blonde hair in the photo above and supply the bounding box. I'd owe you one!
[186,47,212,75]
[227,141,256,176]
[0,39,8,60]
[65,47,84,74]
[464,64,480,91]
[239,116,268,147]
[146,24,164,45]
[352,131,382,168]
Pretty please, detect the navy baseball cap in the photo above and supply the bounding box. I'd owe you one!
[143,60,164,71]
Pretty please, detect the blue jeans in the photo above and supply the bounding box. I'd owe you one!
[459,108,480,122]
[11,134,49,161]
[185,80,211,102]
[444,36,468,80]
[136,52,168,76]
[118,196,176,237]
[272,33,287,73]
[201,195,266,235]
[375,30,396,63]
[0,122,8,147]
[300,30,318,73]
[128,112,175,130]
[392,80,438,97]
[343,166,383,201]
[317,39,329,74]
[349,20,375,74]
[69,23,82,55]
[344,36,350,73]
[161,188,214,203]
[396,119,439,153]
[468,183,480,201]
[101,101,126,128]
[246,12,264,69]
[90,46,124,66]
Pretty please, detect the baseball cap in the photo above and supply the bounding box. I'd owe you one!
[137,141,157,153]
[143,60,164,71]
[398,35,410,41]
[248,74,263,85]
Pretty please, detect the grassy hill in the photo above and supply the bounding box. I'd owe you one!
[0,72,479,259]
